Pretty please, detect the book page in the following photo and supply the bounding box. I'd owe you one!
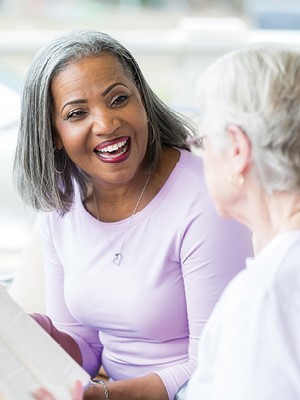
[0,285,90,400]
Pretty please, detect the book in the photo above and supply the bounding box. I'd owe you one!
[0,284,90,400]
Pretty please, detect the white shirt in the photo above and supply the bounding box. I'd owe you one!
[186,230,300,400]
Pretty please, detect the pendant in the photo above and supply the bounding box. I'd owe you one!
[113,253,123,266]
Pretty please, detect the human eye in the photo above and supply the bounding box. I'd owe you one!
[111,94,128,107]
[66,109,87,120]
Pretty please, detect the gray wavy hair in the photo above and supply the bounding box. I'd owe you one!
[196,43,300,193]
[13,29,194,214]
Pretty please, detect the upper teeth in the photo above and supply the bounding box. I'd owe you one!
[99,140,127,153]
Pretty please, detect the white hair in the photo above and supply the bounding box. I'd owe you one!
[196,43,300,193]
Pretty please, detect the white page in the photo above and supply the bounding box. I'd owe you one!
[0,285,90,400]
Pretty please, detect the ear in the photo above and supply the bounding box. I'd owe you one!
[226,124,251,175]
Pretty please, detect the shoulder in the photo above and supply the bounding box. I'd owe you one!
[245,232,300,309]
[177,149,204,180]
[169,149,208,200]
[38,183,87,230]
[272,233,300,310]
[215,233,300,326]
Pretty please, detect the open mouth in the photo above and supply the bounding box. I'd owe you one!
[94,137,130,162]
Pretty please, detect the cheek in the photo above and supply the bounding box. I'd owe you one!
[130,102,148,129]
[128,105,149,143]
[203,161,232,218]
[54,120,83,147]
[203,153,222,198]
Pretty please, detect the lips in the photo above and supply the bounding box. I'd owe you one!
[94,136,130,163]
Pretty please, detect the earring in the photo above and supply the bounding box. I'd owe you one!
[54,147,67,174]
[227,174,244,186]
[147,118,156,146]
[237,174,245,185]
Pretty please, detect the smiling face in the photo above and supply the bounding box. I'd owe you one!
[51,54,148,186]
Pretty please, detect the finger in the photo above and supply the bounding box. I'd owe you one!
[71,381,84,400]
[32,388,55,400]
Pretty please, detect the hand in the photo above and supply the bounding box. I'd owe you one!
[30,313,53,334]
[32,381,84,400]
[30,313,83,365]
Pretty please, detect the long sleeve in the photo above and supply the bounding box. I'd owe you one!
[155,176,253,399]
[39,213,103,378]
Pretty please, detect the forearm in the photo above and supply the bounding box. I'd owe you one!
[31,312,103,377]
[50,326,83,366]
[84,374,169,400]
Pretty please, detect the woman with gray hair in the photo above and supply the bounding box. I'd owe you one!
[186,43,300,399]
[13,30,253,400]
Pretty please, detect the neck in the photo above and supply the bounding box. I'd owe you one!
[92,172,151,223]
[250,192,300,253]
[275,208,300,235]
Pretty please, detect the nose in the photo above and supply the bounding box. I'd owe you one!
[91,110,121,136]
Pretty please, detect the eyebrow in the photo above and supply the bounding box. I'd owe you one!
[61,82,128,113]
[102,82,128,96]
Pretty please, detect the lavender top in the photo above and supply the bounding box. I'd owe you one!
[39,149,253,399]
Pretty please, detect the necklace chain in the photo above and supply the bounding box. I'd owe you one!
[93,173,151,266]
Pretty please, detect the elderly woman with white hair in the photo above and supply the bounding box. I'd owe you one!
[186,43,300,399]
